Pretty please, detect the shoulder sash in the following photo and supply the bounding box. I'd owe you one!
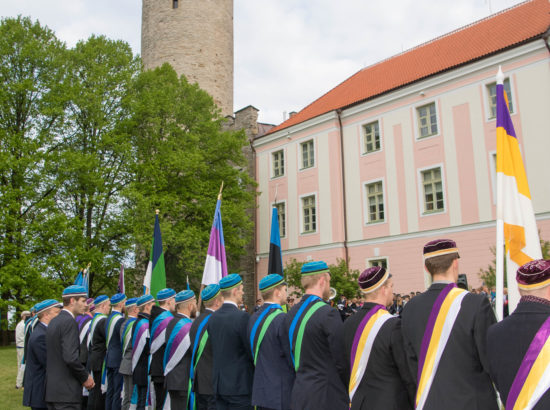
[416,283,467,410]
[253,308,283,366]
[187,313,212,410]
[506,315,550,410]
[163,317,193,375]
[88,313,107,348]
[349,305,393,401]
[121,317,137,353]
[106,311,124,348]
[79,319,92,345]
[249,304,282,357]
[150,310,174,354]
[131,318,150,372]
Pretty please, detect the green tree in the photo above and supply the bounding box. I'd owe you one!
[284,258,361,299]
[128,64,256,291]
[0,16,67,337]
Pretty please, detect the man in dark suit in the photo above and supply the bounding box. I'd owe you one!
[401,239,498,410]
[487,259,550,409]
[247,274,294,410]
[131,295,155,410]
[189,284,223,410]
[164,290,196,409]
[148,288,175,409]
[23,300,61,410]
[284,261,349,410]
[208,274,254,409]
[119,298,138,410]
[45,285,95,410]
[87,295,111,410]
[76,299,94,409]
[105,294,126,410]
[343,267,414,410]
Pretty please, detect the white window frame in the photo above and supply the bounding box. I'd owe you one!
[271,148,285,179]
[361,119,383,155]
[483,76,516,121]
[299,139,315,170]
[362,178,386,225]
[366,257,389,270]
[271,200,287,239]
[299,193,317,235]
[414,100,441,141]
[417,164,447,216]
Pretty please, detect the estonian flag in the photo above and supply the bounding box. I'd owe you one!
[268,206,283,275]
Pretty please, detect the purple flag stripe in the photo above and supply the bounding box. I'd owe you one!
[496,84,517,138]
[350,305,384,370]
[506,316,550,408]
[153,317,173,341]
[417,283,456,383]
[168,322,193,359]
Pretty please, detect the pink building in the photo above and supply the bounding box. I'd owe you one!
[253,0,550,294]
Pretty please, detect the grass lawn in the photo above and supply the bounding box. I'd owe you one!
[0,346,25,409]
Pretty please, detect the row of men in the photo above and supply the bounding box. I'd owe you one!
[21,237,550,410]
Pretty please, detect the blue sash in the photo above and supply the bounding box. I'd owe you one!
[288,295,321,365]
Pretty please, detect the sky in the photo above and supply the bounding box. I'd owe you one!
[1,0,524,125]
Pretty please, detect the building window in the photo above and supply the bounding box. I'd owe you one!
[300,140,314,169]
[365,181,384,223]
[301,195,316,233]
[368,258,388,269]
[421,167,444,213]
[417,103,438,138]
[173,0,178,8]
[487,78,513,118]
[275,202,286,238]
[272,150,284,178]
[363,121,381,154]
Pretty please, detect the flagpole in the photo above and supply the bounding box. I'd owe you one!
[495,66,505,322]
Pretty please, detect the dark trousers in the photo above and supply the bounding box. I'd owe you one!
[106,367,123,410]
[121,374,133,410]
[153,381,166,410]
[169,390,188,410]
[32,407,48,410]
[87,370,105,410]
[135,385,147,410]
[197,394,217,410]
[215,395,252,410]
[47,403,81,410]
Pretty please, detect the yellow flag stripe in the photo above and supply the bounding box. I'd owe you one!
[496,127,530,198]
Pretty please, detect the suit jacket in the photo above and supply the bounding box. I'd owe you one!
[119,317,137,376]
[401,283,498,410]
[343,303,415,410]
[164,313,193,392]
[149,305,172,381]
[284,294,349,410]
[208,302,254,396]
[105,311,124,368]
[23,321,48,408]
[88,315,107,372]
[487,299,550,409]
[189,309,214,395]
[132,312,151,387]
[45,309,89,403]
[76,314,92,366]
[247,303,294,410]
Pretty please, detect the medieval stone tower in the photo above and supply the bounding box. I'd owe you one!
[141,0,234,117]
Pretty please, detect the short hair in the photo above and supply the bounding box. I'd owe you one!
[260,283,286,300]
[62,295,85,307]
[220,284,241,300]
[158,299,170,307]
[424,253,458,275]
[301,272,327,290]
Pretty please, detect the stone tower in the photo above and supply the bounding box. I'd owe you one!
[141,0,234,117]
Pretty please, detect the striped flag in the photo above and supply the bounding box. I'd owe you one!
[268,206,283,275]
[118,264,125,294]
[201,197,228,285]
[74,265,90,296]
[496,67,541,313]
[143,212,167,297]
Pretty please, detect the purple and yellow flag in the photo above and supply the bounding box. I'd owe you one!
[496,67,541,311]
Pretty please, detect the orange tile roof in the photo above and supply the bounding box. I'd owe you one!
[265,0,550,136]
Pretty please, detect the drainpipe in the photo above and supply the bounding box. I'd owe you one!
[336,109,350,265]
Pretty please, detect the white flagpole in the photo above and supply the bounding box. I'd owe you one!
[495,66,505,322]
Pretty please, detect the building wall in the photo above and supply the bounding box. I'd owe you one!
[254,40,550,294]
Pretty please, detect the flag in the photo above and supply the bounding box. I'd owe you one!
[74,266,90,296]
[201,198,228,285]
[143,212,167,297]
[496,68,541,311]
[118,264,125,294]
[268,206,283,275]
[186,275,190,291]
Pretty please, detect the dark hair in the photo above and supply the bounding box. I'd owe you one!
[424,253,458,275]
[62,296,86,307]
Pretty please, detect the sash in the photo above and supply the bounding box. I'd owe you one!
[249,304,282,357]
[79,319,92,345]
[102,311,124,393]
[131,318,150,372]
[288,295,326,371]
[150,310,174,355]
[163,317,193,375]
[21,316,39,366]
[506,315,550,410]
[250,305,284,366]
[187,314,212,410]
[349,305,393,401]
[88,313,107,348]
[121,317,137,353]
[415,284,467,409]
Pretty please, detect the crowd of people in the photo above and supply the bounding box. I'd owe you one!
[14,237,550,409]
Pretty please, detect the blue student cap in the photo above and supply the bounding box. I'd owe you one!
[62,285,87,298]
[94,295,109,307]
[201,284,221,302]
[301,261,330,276]
[157,288,176,301]
[136,294,155,307]
[219,274,243,290]
[126,297,138,307]
[259,274,286,292]
[35,299,62,315]
[175,290,195,304]
[110,293,127,305]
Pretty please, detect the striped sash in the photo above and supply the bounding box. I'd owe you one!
[102,311,124,393]
[187,314,212,410]
[289,295,326,371]
[506,315,550,410]
[349,305,393,402]
[121,317,137,352]
[164,317,193,376]
[88,313,107,348]
[251,305,284,365]
[415,283,467,409]
[79,319,92,345]
[150,310,174,354]
[131,318,150,372]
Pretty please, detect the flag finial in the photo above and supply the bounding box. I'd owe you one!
[155,209,160,215]
[496,65,504,85]
[218,181,224,201]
